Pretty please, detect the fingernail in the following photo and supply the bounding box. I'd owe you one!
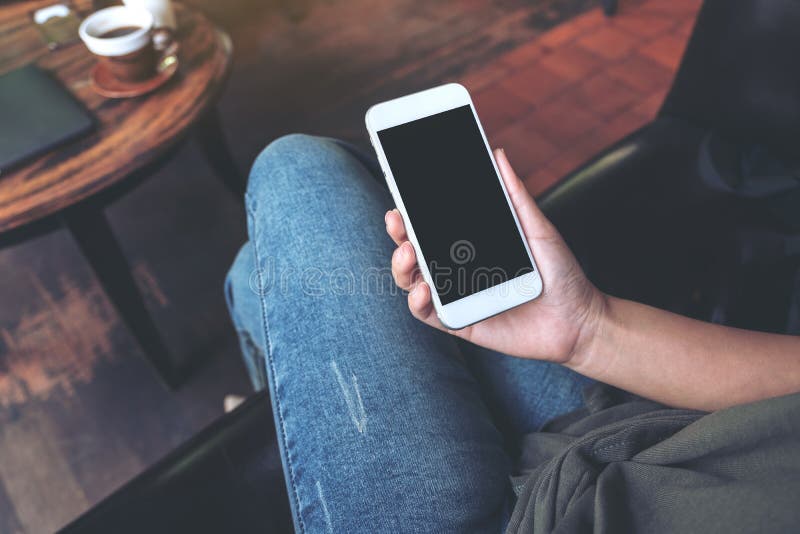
[385,210,391,224]
[499,147,506,156]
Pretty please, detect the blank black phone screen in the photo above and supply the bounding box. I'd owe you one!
[377,104,533,304]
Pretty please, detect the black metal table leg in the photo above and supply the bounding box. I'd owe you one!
[63,206,179,388]
[194,106,246,199]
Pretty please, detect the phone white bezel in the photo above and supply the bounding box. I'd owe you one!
[365,83,542,329]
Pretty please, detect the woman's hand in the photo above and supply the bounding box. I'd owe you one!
[386,148,606,365]
[389,148,800,410]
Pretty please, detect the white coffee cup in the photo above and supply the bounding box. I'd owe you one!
[79,6,157,82]
[79,6,154,57]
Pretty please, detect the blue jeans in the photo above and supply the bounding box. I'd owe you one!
[224,135,591,533]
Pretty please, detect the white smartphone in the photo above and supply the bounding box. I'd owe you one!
[366,82,543,329]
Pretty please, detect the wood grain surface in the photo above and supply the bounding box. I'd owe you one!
[0,1,232,234]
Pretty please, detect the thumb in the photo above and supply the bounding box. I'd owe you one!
[494,148,557,242]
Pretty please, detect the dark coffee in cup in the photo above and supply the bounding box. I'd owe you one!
[79,7,157,83]
[99,26,142,38]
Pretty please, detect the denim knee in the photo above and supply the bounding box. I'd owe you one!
[246,134,336,210]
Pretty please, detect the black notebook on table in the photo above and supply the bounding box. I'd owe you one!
[0,64,94,175]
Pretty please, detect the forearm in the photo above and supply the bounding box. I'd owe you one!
[567,295,800,411]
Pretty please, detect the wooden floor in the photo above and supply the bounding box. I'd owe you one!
[0,0,698,531]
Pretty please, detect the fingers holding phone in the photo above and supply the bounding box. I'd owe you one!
[391,241,418,290]
[386,211,438,326]
[385,208,407,245]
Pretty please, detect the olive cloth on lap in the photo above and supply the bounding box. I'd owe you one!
[507,386,800,533]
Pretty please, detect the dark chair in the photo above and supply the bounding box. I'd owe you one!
[60,390,293,534]
[60,1,800,532]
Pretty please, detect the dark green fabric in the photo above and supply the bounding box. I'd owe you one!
[507,388,800,533]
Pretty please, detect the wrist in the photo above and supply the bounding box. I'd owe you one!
[565,287,609,372]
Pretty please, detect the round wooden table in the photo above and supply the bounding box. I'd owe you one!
[0,0,242,387]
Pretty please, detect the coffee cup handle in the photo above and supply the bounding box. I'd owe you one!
[152,27,177,53]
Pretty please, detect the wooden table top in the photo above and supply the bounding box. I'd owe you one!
[0,1,232,234]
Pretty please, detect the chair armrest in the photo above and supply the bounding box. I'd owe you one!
[60,391,291,534]
[537,117,737,315]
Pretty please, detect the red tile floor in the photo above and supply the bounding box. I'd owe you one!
[463,0,702,195]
